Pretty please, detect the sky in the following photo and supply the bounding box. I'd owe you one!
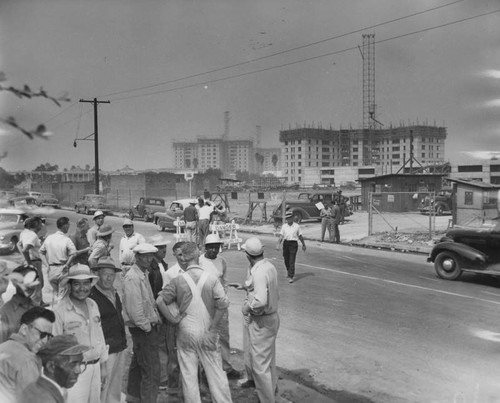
[0,0,499,172]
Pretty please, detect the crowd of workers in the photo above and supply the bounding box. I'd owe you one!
[0,200,280,403]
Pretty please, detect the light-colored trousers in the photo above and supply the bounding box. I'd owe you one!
[67,361,101,403]
[101,351,125,403]
[243,312,280,403]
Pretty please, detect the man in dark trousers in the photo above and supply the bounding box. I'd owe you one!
[276,211,306,283]
[89,257,127,403]
[332,200,342,244]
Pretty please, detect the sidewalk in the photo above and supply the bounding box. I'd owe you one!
[234,211,441,255]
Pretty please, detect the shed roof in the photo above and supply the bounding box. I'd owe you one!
[448,178,500,189]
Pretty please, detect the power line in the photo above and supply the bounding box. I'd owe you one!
[109,7,500,103]
[99,0,464,99]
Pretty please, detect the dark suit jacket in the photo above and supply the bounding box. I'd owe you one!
[20,376,65,403]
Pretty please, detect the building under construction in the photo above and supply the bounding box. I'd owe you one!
[279,124,447,184]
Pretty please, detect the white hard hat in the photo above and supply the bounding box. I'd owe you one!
[205,234,222,245]
[241,237,264,256]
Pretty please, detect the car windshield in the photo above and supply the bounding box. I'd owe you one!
[0,213,19,223]
[90,196,105,202]
[42,193,56,198]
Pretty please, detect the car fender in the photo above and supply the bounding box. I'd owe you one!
[428,241,487,264]
[287,206,311,219]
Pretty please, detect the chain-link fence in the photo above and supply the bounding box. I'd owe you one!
[368,192,451,239]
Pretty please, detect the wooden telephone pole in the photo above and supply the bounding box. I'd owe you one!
[79,98,110,194]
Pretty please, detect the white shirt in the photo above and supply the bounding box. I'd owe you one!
[280,222,302,241]
[19,229,41,261]
[199,255,227,291]
[162,263,184,287]
[198,205,214,221]
[119,232,146,262]
[40,231,76,265]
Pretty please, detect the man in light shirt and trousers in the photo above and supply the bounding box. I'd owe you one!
[276,211,306,283]
[40,216,76,301]
[119,218,145,264]
[86,211,105,247]
[239,237,280,403]
[52,264,108,403]
[122,243,162,403]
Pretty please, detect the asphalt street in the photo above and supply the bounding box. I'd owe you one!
[6,210,500,403]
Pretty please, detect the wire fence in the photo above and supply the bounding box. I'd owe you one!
[368,192,451,239]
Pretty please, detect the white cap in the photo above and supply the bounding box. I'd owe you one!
[93,211,104,219]
[148,234,171,246]
[133,243,158,254]
[123,218,134,226]
[241,237,264,256]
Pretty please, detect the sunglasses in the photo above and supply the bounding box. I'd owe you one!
[31,325,53,340]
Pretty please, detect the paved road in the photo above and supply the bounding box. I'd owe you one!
[8,210,500,402]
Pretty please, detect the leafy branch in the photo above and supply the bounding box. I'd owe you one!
[0,71,71,139]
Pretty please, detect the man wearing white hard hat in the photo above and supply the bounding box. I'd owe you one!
[119,218,145,265]
[200,234,242,380]
[53,264,108,403]
[123,243,162,403]
[236,237,280,403]
[88,225,114,268]
[86,211,105,246]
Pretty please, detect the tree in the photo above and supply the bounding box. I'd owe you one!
[33,163,59,172]
[85,164,90,171]
[272,154,278,169]
[0,72,70,140]
[0,167,24,189]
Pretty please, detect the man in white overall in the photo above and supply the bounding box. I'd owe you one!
[156,242,232,403]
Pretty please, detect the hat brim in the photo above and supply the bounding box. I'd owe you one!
[94,264,122,272]
[60,274,99,289]
[97,230,114,237]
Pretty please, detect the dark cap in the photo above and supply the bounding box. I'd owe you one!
[37,335,89,362]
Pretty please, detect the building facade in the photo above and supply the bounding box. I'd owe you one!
[279,125,447,184]
[173,138,255,175]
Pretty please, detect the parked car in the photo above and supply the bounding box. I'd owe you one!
[154,199,214,231]
[428,221,500,280]
[272,190,352,224]
[36,193,60,208]
[8,196,39,209]
[0,208,36,254]
[419,189,453,216]
[27,191,42,199]
[74,194,111,215]
[131,197,169,222]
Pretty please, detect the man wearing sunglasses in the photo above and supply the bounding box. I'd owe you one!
[0,306,56,402]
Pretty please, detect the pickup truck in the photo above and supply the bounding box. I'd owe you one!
[272,191,352,224]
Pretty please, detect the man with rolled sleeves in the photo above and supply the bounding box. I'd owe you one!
[238,237,280,403]
[123,243,162,403]
[89,257,127,403]
[182,200,198,243]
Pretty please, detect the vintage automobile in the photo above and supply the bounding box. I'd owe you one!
[153,199,214,231]
[74,194,111,215]
[8,196,39,209]
[427,221,500,280]
[419,189,453,216]
[36,193,60,208]
[0,208,29,254]
[271,190,352,224]
[130,196,169,222]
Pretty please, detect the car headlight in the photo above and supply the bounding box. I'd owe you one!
[0,236,4,241]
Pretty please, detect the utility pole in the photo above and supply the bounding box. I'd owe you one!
[79,98,110,194]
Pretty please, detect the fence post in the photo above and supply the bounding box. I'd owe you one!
[282,190,286,224]
[368,192,372,236]
[428,192,433,240]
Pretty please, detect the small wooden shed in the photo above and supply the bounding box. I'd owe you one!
[448,179,500,226]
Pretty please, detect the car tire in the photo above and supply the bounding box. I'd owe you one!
[434,251,462,280]
[157,223,164,232]
[436,205,444,216]
[293,211,303,223]
[75,205,79,213]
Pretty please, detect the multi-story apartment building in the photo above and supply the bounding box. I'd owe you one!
[174,138,255,175]
[279,125,447,184]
